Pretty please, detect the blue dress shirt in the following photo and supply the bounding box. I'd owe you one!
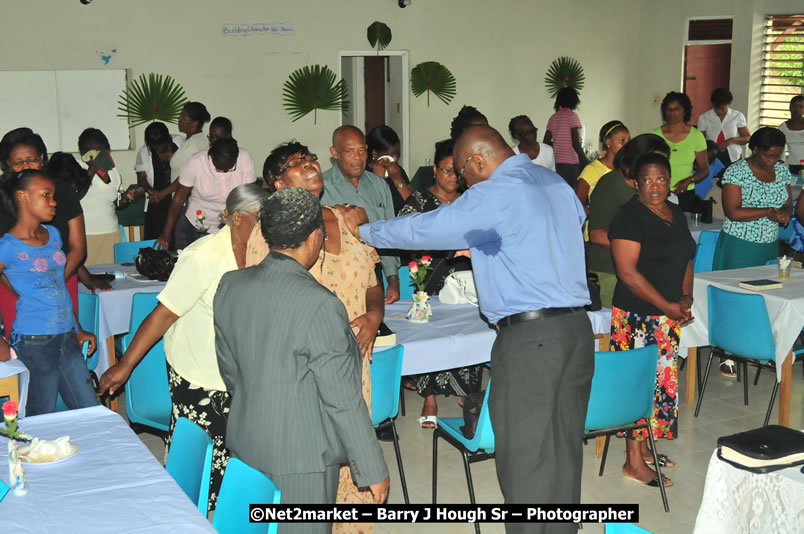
[359,154,590,323]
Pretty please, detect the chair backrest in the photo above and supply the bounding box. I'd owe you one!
[693,231,719,273]
[212,457,281,534]
[778,222,794,244]
[465,380,495,453]
[370,345,404,426]
[77,292,100,371]
[381,265,415,300]
[585,345,659,432]
[605,523,653,534]
[114,239,157,263]
[119,224,129,243]
[121,292,172,431]
[708,286,775,362]
[165,417,213,514]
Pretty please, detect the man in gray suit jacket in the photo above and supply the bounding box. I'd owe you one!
[214,188,389,534]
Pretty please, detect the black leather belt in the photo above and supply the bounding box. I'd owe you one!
[496,307,583,329]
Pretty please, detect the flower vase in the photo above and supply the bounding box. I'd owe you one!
[407,291,433,323]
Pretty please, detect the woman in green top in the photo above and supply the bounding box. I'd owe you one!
[652,92,708,211]
[587,134,670,307]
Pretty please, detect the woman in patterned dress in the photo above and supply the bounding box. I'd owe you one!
[249,141,383,534]
[98,184,269,512]
[398,139,477,429]
[609,153,696,487]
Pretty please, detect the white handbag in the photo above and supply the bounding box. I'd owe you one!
[438,270,479,306]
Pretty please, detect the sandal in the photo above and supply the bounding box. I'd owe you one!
[417,415,437,429]
[720,359,737,378]
[623,469,673,488]
[403,380,417,391]
[644,453,675,468]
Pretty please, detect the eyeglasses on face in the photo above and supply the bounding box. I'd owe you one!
[456,154,476,181]
[280,154,318,174]
[9,156,42,170]
[437,165,456,176]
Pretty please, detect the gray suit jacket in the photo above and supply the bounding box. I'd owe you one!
[214,252,388,487]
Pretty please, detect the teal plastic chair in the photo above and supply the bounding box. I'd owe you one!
[166,417,213,514]
[432,381,494,534]
[692,231,719,273]
[212,457,280,534]
[697,286,804,426]
[113,239,157,263]
[381,265,414,300]
[585,345,668,512]
[605,524,653,533]
[370,345,409,504]
[778,222,793,244]
[77,292,100,385]
[119,224,129,243]
[119,292,172,439]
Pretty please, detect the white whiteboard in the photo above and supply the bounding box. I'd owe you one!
[0,69,131,153]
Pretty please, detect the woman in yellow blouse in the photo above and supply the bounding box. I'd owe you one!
[576,121,630,214]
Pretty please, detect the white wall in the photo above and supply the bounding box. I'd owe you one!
[0,0,641,185]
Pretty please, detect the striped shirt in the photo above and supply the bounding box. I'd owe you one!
[547,108,582,164]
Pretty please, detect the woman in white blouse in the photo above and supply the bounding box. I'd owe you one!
[509,115,556,171]
[170,102,211,179]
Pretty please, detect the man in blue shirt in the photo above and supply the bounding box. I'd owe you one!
[355,125,594,534]
[321,125,401,303]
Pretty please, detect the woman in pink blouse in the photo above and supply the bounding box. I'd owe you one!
[544,87,589,189]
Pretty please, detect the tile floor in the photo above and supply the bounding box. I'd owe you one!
[132,352,803,534]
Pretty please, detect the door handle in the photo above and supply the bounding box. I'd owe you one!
[686,76,697,80]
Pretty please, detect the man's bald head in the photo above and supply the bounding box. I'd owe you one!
[453,125,515,186]
[330,124,368,180]
[332,124,365,147]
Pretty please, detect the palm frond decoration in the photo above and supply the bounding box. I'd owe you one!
[367,21,392,54]
[410,61,457,107]
[117,73,188,128]
[282,65,349,123]
[544,56,585,98]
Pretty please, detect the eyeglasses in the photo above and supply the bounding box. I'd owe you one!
[436,165,456,176]
[456,154,476,181]
[641,176,668,186]
[8,156,42,170]
[280,154,318,174]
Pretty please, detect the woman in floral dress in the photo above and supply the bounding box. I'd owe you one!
[609,153,696,487]
[249,141,383,534]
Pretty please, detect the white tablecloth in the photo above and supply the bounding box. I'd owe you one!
[384,298,611,375]
[685,212,724,243]
[0,360,29,418]
[80,264,166,378]
[693,449,804,533]
[679,265,804,380]
[0,406,215,532]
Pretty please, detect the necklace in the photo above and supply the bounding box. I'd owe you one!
[430,188,456,205]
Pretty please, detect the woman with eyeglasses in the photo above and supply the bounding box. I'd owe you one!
[98,183,268,512]
[157,137,256,250]
[508,115,555,171]
[609,153,696,488]
[247,141,383,533]
[398,139,477,430]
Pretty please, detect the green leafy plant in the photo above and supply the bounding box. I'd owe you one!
[117,73,189,128]
[282,65,349,123]
[367,21,392,54]
[544,56,585,98]
[410,61,457,106]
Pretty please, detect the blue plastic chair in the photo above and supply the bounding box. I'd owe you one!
[113,239,157,263]
[585,345,668,512]
[119,292,172,439]
[212,457,280,534]
[381,264,414,300]
[77,292,100,383]
[119,224,129,243]
[370,345,409,504]
[692,231,720,273]
[605,524,653,533]
[778,222,794,244]
[697,286,804,426]
[166,417,213,514]
[432,381,494,534]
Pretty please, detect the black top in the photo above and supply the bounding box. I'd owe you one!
[383,166,411,215]
[0,180,83,254]
[609,196,695,316]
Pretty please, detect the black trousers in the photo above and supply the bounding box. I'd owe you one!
[490,309,594,534]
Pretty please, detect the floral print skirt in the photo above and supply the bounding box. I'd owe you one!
[166,361,231,512]
[610,306,679,441]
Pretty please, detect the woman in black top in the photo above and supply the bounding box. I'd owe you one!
[366,125,413,215]
[609,153,695,488]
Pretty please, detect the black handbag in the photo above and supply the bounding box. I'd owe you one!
[134,247,177,282]
[585,272,602,311]
[459,390,486,439]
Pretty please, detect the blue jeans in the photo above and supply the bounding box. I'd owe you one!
[11,331,99,416]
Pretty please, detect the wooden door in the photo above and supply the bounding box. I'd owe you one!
[684,44,731,125]
[364,56,386,134]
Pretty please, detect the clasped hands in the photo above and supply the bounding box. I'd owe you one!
[765,207,791,226]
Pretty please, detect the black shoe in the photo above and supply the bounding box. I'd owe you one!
[375,426,395,442]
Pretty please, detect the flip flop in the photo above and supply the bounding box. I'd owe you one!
[623,470,673,487]
[720,359,737,378]
[417,415,437,429]
[403,380,418,391]
[644,453,675,468]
